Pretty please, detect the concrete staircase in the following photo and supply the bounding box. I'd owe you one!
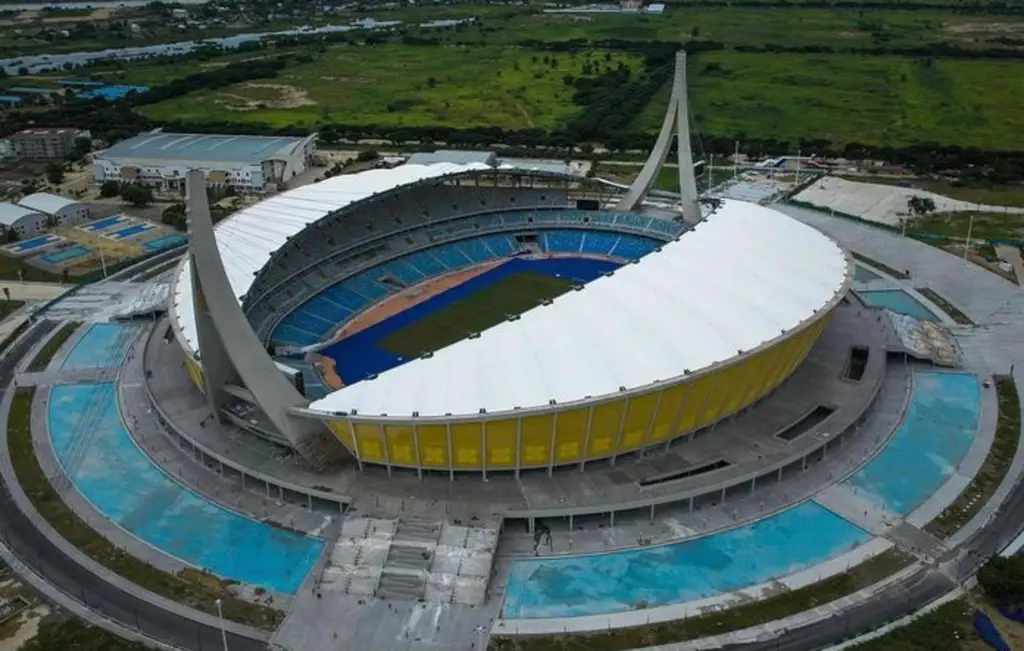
[375,518,441,601]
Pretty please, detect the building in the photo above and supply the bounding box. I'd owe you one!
[93,131,317,193]
[406,150,498,167]
[0,203,48,237]
[8,128,91,160]
[17,193,89,226]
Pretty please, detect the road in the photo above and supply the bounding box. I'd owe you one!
[720,455,1024,651]
[0,321,268,651]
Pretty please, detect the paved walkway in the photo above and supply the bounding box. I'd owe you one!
[995,245,1024,288]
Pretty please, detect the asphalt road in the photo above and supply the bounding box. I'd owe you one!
[0,321,267,651]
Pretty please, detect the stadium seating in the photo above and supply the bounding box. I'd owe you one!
[251,190,684,347]
[542,231,585,254]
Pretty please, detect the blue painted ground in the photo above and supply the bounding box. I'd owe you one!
[60,323,141,371]
[502,501,869,619]
[144,234,187,251]
[844,372,980,516]
[10,235,56,252]
[858,289,936,321]
[84,215,127,231]
[110,223,153,240]
[40,246,90,264]
[48,383,324,593]
[320,257,619,384]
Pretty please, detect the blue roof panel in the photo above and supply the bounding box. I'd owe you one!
[101,132,307,163]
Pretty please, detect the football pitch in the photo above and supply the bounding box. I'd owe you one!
[377,271,575,358]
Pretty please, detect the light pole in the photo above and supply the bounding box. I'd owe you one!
[963,212,975,261]
[215,598,228,651]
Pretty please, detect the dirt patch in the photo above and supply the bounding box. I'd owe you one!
[945,22,1024,35]
[0,605,48,650]
[319,76,373,83]
[215,83,316,111]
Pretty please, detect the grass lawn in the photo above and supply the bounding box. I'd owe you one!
[849,599,987,650]
[6,388,280,628]
[926,375,1020,539]
[140,44,642,130]
[907,211,1024,242]
[18,616,149,651]
[489,550,911,651]
[634,53,1024,151]
[0,253,61,284]
[378,271,574,358]
[25,321,78,373]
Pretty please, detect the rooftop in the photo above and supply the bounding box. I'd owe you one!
[406,150,498,166]
[10,127,81,138]
[171,162,492,358]
[309,200,850,418]
[18,192,80,216]
[0,202,43,226]
[100,132,310,164]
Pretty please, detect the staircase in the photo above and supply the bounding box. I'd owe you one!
[375,518,442,601]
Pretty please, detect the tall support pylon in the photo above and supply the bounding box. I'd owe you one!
[185,170,340,467]
[616,51,702,223]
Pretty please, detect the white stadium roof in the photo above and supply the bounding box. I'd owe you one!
[172,162,491,357]
[308,199,849,418]
[18,192,81,216]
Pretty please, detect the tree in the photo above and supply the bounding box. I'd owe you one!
[71,136,91,159]
[44,162,65,185]
[979,556,1024,605]
[907,195,936,218]
[355,150,378,163]
[99,180,121,198]
[120,184,153,208]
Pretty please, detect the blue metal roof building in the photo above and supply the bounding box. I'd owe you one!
[101,132,310,164]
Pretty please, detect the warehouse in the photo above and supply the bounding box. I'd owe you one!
[18,192,89,226]
[0,203,48,237]
[93,131,317,193]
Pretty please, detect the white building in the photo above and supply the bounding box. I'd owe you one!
[93,131,317,193]
[0,203,48,237]
[17,192,89,226]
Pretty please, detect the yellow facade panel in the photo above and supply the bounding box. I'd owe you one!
[520,414,553,466]
[185,357,204,394]
[554,408,588,462]
[651,384,687,442]
[326,420,355,449]
[619,392,659,451]
[385,425,416,465]
[417,424,449,468]
[589,399,624,457]
[485,419,518,468]
[354,423,385,463]
[677,373,714,433]
[451,422,482,469]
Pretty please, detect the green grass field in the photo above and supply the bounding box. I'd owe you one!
[634,53,1024,150]
[140,44,642,130]
[378,271,574,358]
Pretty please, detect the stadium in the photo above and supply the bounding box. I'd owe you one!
[167,160,852,474]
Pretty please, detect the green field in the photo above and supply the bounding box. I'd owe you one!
[633,53,1024,150]
[396,7,1024,52]
[378,271,574,358]
[140,44,642,130]
[708,53,1024,148]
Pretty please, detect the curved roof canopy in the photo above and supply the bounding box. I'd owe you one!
[308,200,850,418]
[172,162,491,357]
[18,192,81,216]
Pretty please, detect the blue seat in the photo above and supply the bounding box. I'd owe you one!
[432,243,471,269]
[611,234,659,259]
[321,285,369,312]
[614,212,652,230]
[646,218,682,237]
[456,238,493,263]
[301,295,353,324]
[272,324,320,348]
[406,250,448,276]
[485,234,517,256]
[543,230,585,253]
[589,212,616,226]
[581,231,619,255]
[344,273,389,301]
